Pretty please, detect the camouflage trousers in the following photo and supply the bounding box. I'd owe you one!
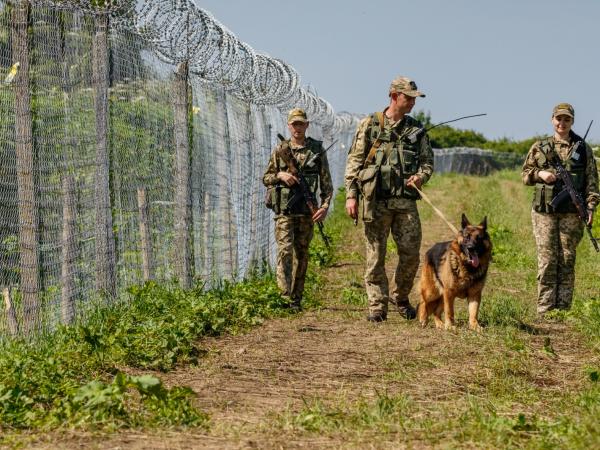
[531,210,583,313]
[363,199,421,316]
[274,215,314,301]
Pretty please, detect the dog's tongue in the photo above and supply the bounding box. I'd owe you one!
[469,253,480,268]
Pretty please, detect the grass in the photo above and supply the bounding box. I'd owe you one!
[0,274,291,437]
[2,171,600,449]
[269,169,600,449]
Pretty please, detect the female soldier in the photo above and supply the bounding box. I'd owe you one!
[521,103,599,315]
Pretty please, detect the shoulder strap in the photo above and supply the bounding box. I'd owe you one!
[363,111,385,168]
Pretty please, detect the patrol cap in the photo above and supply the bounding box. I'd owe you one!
[389,76,425,98]
[287,108,309,124]
[552,103,574,119]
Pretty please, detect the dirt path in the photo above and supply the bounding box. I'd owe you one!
[26,210,599,450]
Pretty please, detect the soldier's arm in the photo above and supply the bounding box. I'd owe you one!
[415,133,434,185]
[521,142,543,186]
[584,143,600,211]
[262,151,279,186]
[318,152,334,210]
[344,117,370,199]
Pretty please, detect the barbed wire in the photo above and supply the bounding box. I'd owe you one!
[28,0,361,130]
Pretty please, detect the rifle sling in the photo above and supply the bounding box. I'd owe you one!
[363,111,385,168]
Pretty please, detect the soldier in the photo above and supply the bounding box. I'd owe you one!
[521,103,599,315]
[345,76,434,322]
[262,108,333,310]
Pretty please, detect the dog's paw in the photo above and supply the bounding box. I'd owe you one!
[469,322,483,332]
[444,322,457,331]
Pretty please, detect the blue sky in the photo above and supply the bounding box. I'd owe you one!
[195,0,600,142]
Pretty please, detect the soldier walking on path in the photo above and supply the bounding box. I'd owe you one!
[263,108,333,310]
[521,103,599,316]
[344,77,434,322]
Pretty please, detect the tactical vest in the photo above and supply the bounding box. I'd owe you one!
[272,137,323,215]
[365,112,425,200]
[532,133,587,214]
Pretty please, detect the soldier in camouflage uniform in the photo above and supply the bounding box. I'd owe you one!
[521,103,599,315]
[263,108,333,309]
[344,77,434,322]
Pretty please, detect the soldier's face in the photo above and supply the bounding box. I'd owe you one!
[392,92,416,115]
[288,121,309,140]
[552,114,573,136]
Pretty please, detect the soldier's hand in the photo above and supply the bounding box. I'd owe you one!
[277,171,298,186]
[588,210,594,226]
[407,175,423,190]
[346,198,358,220]
[539,170,557,184]
[312,207,327,223]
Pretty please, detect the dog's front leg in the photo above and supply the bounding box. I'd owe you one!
[468,293,482,332]
[443,292,456,330]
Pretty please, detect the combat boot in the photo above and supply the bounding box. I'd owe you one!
[367,311,387,322]
[394,298,416,320]
[290,297,302,312]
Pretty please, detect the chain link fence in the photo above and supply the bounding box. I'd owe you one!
[0,0,359,336]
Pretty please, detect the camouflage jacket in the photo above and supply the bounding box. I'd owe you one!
[344,110,434,200]
[263,137,333,214]
[521,136,600,211]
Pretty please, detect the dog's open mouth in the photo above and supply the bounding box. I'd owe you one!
[465,249,480,268]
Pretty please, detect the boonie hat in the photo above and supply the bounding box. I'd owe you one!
[552,103,574,119]
[287,108,309,124]
[389,76,425,97]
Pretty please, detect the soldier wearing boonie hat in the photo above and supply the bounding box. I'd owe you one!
[344,76,434,323]
[262,107,333,310]
[522,102,599,316]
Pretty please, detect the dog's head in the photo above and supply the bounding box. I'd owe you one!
[458,213,491,268]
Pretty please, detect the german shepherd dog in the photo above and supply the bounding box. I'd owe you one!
[418,214,492,331]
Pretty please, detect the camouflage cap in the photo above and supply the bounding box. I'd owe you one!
[287,107,309,124]
[552,103,574,118]
[389,76,425,98]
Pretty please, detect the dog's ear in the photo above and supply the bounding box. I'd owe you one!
[479,216,487,230]
[461,213,470,229]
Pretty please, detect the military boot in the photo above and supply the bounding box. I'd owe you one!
[367,311,387,322]
[394,298,416,320]
[290,297,302,312]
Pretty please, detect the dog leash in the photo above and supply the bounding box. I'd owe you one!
[410,184,459,235]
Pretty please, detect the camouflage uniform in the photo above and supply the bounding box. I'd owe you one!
[522,105,599,313]
[345,79,434,318]
[263,124,333,305]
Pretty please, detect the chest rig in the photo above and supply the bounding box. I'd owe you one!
[274,137,323,215]
[364,112,424,200]
[533,133,587,214]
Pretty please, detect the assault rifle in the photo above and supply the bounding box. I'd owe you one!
[276,133,335,248]
[549,120,599,252]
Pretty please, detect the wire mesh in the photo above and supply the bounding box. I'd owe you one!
[0,0,360,336]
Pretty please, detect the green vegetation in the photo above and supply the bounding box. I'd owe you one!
[272,170,600,449]
[0,275,290,434]
[414,111,541,154]
[282,171,600,449]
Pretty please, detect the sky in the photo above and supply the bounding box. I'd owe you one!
[194,0,600,143]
